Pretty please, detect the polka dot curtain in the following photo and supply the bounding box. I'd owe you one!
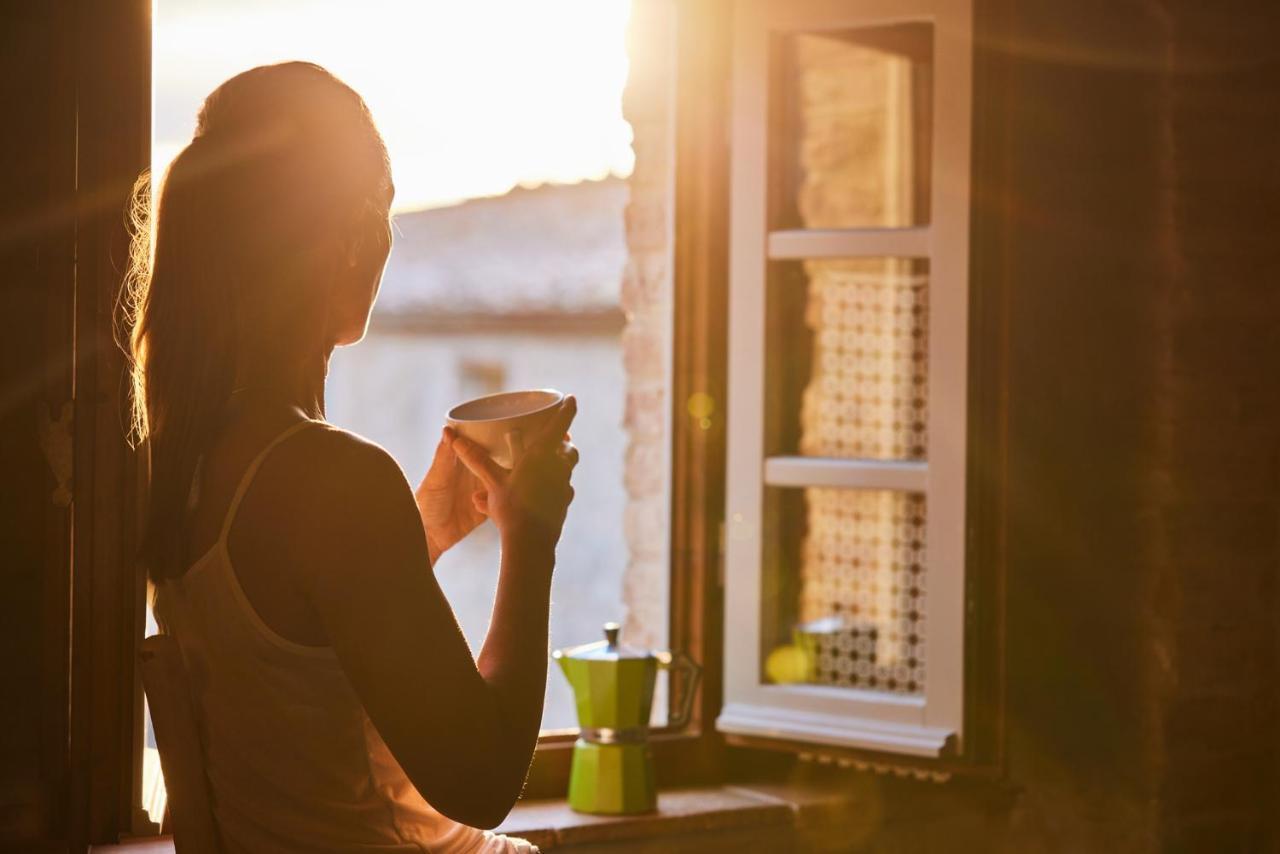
[789,31,931,696]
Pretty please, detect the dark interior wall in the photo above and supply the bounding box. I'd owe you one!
[997,0,1173,847]
[1,2,148,849]
[999,1,1280,849]
[0,2,77,847]
[1148,2,1280,846]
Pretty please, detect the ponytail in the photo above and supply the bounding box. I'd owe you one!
[123,62,390,579]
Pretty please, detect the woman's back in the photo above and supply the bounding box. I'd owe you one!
[155,417,532,853]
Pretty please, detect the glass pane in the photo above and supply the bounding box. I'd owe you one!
[768,258,929,460]
[762,487,927,696]
[142,607,167,825]
[774,23,934,230]
[151,0,663,752]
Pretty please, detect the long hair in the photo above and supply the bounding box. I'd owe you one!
[123,62,391,580]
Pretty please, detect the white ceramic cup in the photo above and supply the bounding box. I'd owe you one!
[446,388,566,469]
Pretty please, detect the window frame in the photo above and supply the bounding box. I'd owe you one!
[523,0,732,798]
[717,0,974,758]
[62,0,154,844]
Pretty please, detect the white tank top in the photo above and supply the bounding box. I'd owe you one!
[154,420,536,854]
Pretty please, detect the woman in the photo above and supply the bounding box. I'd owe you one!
[126,62,576,852]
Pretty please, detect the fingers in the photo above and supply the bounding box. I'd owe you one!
[559,441,580,470]
[434,428,457,466]
[554,396,578,436]
[448,431,506,489]
[532,396,577,451]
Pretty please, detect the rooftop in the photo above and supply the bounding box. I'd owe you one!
[374,178,628,321]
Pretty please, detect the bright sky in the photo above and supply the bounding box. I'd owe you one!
[154,0,634,213]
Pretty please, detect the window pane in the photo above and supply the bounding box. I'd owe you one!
[142,607,167,825]
[768,258,929,461]
[773,23,934,230]
[762,487,927,696]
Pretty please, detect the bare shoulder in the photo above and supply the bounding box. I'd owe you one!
[285,421,409,493]
[261,421,424,566]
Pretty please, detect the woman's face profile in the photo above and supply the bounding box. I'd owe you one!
[331,201,394,348]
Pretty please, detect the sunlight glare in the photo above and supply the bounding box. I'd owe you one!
[153,0,634,212]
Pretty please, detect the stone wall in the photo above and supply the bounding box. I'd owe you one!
[618,0,676,652]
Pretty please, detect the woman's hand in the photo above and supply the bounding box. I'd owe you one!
[449,396,579,558]
[416,429,488,564]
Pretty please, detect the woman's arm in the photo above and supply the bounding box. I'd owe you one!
[290,401,576,828]
[450,414,578,789]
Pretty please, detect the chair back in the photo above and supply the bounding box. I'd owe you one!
[138,635,222,854]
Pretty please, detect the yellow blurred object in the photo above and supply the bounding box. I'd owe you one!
[686,391,715,420]
[765,643,814,684]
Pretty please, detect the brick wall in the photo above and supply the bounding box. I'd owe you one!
[618,0,676,652]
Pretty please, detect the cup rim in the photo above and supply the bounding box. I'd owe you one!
[446,388,564,424]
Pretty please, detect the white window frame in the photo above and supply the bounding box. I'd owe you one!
[717,0,972,757]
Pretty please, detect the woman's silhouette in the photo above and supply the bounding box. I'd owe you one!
[126,62,576,852]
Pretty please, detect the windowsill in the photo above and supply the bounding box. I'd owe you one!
[93,782,858,853]
[496,782,856,851]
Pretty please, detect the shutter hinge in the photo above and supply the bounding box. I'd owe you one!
[717,519,726,588]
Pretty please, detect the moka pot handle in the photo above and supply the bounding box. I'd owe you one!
[655,650,702,731]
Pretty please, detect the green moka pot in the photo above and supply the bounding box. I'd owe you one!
[553,623,700,814]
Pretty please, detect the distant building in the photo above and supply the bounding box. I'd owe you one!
[326,178,629,730]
